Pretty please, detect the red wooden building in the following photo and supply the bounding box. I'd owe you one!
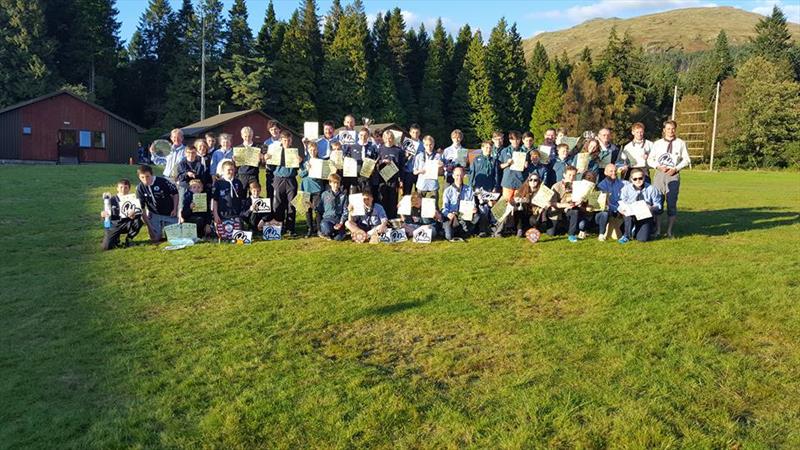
[0,90,143,164]
[172,110,302,146]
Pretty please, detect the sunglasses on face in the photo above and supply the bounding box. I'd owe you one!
[631,177,644,181]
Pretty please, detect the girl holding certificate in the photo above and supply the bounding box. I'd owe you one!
[376,130,406,219]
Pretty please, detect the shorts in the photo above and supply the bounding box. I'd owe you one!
[148,213,178,239]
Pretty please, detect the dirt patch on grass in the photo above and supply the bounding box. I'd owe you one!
[313,318,525,386]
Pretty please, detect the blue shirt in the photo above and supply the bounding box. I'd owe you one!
[442,183,474,216]
[413,151,441,192]
[499,145,529,189]
[469,153,497,192]
[316,136,339,160]
[210,148,234,175]
[267,144,304,178]
[620,182,662,213]
[597,177,625,213]
[354,203,388,229]
[151,144,186,179]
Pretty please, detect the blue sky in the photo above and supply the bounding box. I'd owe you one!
[115,0,800,45]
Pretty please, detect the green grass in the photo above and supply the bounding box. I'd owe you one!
[1,165,799,448]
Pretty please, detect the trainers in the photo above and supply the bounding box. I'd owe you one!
[618,236,630,244]
[478,232,488,238]
[568,235,578,243]
[578,231,586,240]
[449,237,465,242]
[597,234,606,242]
[318,232,332,241]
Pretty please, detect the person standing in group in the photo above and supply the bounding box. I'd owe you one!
[498,131,528,201]
[402,124,424,196]
[596,128,620,173]
[413,135,443,204]
[316,121,339,160]
[442,129,466,185]
[648,120,690,238]
[150,128,186,181]
[234,126,264,189]
[375,129,405,219]
[210,133,234,176]
[266,130,304,238]
[619,122,653,181]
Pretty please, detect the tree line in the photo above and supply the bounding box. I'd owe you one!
[0,0,797,168]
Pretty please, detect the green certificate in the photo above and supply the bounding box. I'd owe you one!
[379,161,399,182]
[233,146,261,167]
[192,193,207,212]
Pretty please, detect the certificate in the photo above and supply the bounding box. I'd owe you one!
[164,223,197,242]
[379,161,399,182]
[389,129,403,145]
[329,150,344,170]
[575,152,590,172]
[531,185,555,208]
[304,122,319,140]
[192,193,207,212]
[292,191,311,210]
[343,157,358,177]
[511,151,527,171]
[118,194,141,216]
[421,197,436,218]
[456,148,468,167]
[349,193,366,216]
[598,192,608,210]
[233,146,261,167]
[266,142,283,165]
[571,180,595,204]
[252,197,271,213]
[397,195,412,216]
[309,158,330,179]
[338,130,356,145]
[459,200,474,221]
[284,148,300,168]
[360,158,376,177]
[562,136,579,151]
[422,159,440,180]
[538,145,552,164]
[620,200,653,220]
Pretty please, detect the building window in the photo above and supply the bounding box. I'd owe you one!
[22,127,31,135]
[79,130,92,148]
[92,131,106,148]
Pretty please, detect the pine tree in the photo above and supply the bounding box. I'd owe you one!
[507,24,530,131]
[445,25,472,126]
[300,0,323,108]
[223,0,253,62]
[368,12,402,122]
[526,41,549,96]
[486,19,527,131]
[406,24,430,118]
[560,62,600,135]
[530,68,563,139]
[198,0,226,116]
[321,0,343,51]
[255,1,285,114]
[579,46,592,65]
[273,11,317,128]
[712,30,734,82]
[319,0,370,120]
[0,0,55,107]
[163,0,201,126]
[418,19,449,143]
[386,8,414,123]
[751,6,792,63]
[597,28,644,103]
[219,0,261,111]
[465,31,498,142]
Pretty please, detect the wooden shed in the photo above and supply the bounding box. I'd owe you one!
[172,110,302,146]
[335,122,407,140]
[0,90,143,164]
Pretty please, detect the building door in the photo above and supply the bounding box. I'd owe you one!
[57,129,79,163]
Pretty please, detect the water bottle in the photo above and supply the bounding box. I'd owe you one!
[103,194,112,229]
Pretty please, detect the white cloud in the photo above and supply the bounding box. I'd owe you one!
[400,9,462,34]
[752,1,800,24]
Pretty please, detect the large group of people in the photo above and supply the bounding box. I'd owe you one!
[101,115,691,250]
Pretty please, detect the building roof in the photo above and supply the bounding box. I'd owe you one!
[0,90,144,132]
[335,123,406,135]
[176,109,300,138]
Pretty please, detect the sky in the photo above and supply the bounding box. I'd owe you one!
[115,0,800,45]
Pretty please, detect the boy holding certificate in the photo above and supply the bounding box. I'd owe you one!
[595,163,625,241]
[345,191,389,241]
[442,129,467,185]
[235,126,264,188]
[345,127,379,195]
[136,164,179,243]
[316,174,348,240]
[376,130,405,219]
[179,179,210,238]
[401,124,424,195]
[299,142,325,237]
[498,131,528,201]
[239,181,273,233]
[101,179,143,250]
[400,192,440,240]
[266,130,304,238]
[618,168,662,243]
[413,135,443,203]
[211,161,245,232]
[547,143,572,187]
[551,165,583,243]
[442,167,487,241]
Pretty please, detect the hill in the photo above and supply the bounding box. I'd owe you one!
[523,6,800,59]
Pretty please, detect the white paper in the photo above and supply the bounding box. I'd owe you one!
[266,142,283,165]
[413,225,432,243]
[459,200,475,221]
[511,151,527,171]
[389,129,403,145]
[538,145,551,163]
[397,195,412,216]
[349,193,366,216]
[343,157,358,177]
[304,122,319,140]
[338,130,356,145]
[421,197,436,219]
[571,180,595,204]
[620,200,653,220]
[309,158,328,179]
[423,159,440,181]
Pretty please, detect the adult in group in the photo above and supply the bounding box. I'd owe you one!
[595,163,625,241]
[316,121,339,160]
[541,128,557,161]
[648,120,690,238]
[596,127,620,175]
[401,124,423,196]
[262,121,281,200]
[618,168,662,243]
[442,166,486,241]
[375,130,405,219]
[619,122,653,181]
[150,128,186,181]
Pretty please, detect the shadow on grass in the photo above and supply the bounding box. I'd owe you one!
[362,296,433,317]
[679,207,800,236]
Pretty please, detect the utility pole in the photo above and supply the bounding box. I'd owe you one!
[200,13,206,121]
[671,85,678,120]
[709,81,720,172]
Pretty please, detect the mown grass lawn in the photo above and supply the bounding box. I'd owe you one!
[1,164,798,449]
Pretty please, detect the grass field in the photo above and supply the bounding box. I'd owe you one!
[1,164,799,449]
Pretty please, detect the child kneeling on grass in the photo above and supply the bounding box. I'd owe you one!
[316,173,348,241]
[135,164,178,243]
[211,160,245,240]
[101,178,143,250]
[239,181,272,233]
[345,190,388,243]
[179,179,211,238]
